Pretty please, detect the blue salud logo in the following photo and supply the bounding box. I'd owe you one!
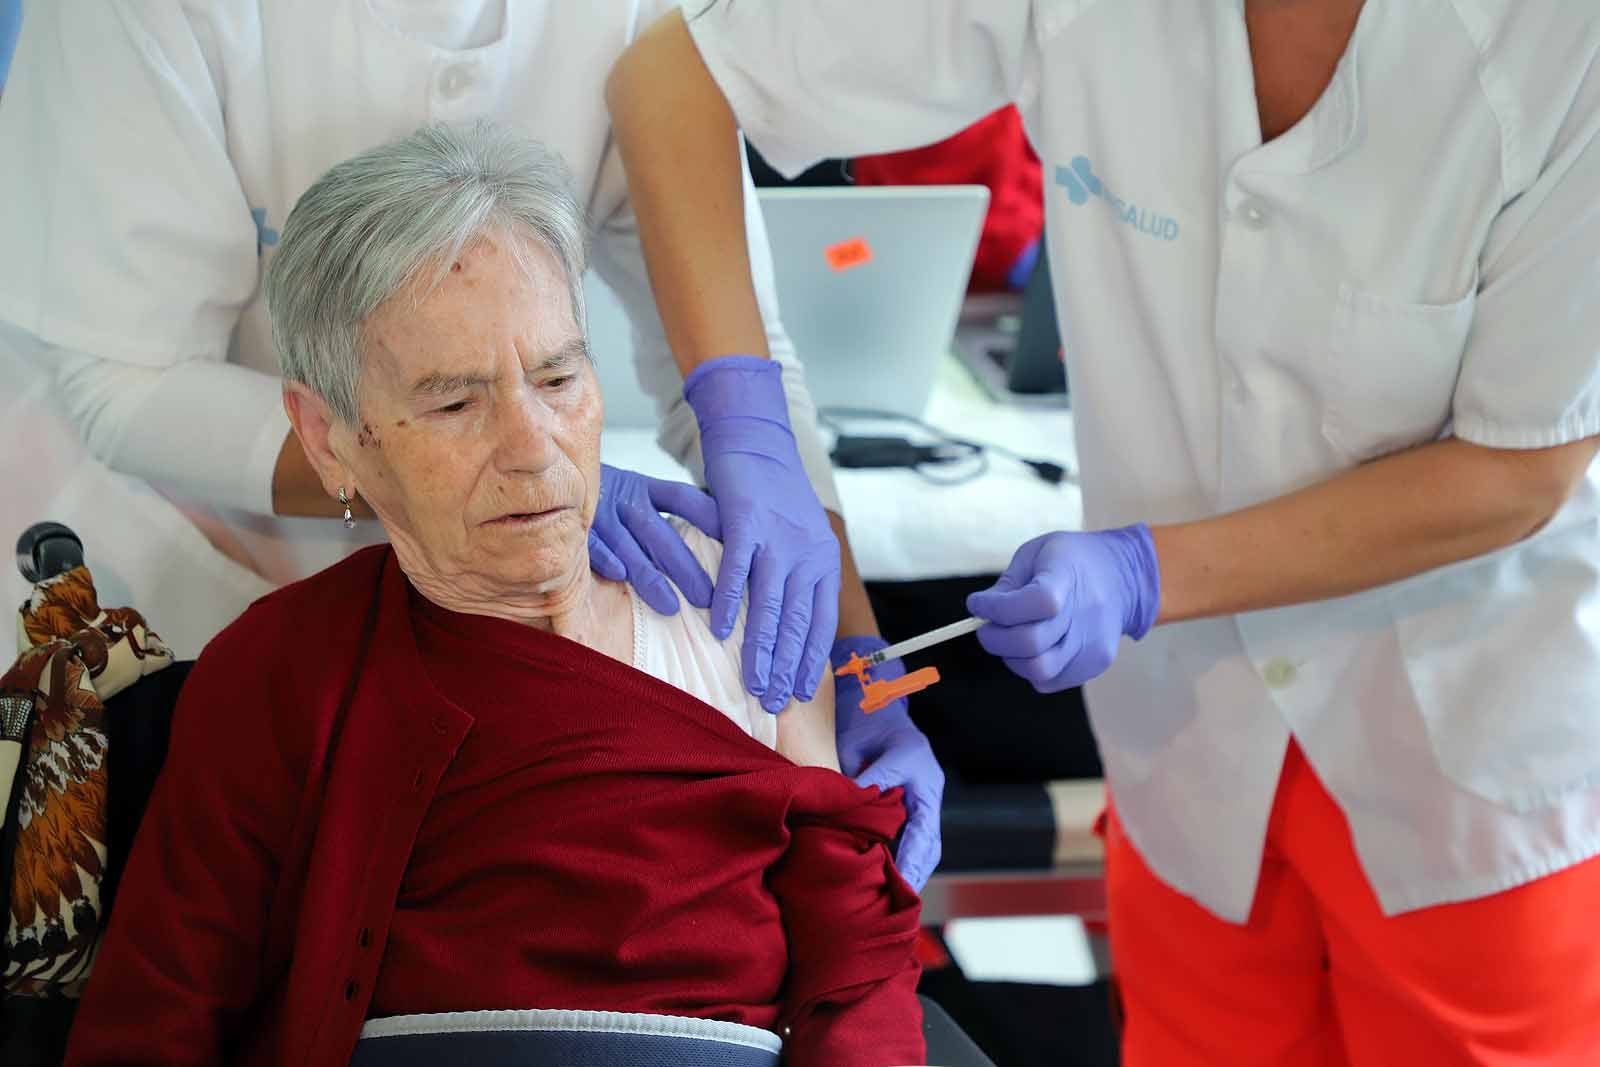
[1055,156,1180,242]
[252,207,280,257]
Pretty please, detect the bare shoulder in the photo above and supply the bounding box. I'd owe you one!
[776,665,840,773]
[661,518,839,770]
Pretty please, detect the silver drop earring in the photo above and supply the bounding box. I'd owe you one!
[338,487,355,530]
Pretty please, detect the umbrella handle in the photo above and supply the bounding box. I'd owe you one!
[16,522,85,583]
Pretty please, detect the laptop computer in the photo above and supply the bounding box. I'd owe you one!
[757,185,989,419]
[585,185,988,426]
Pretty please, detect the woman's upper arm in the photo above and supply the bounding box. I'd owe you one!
[5,1,282,511]
[663,517,842,766]
[586,145,844,513]
[775,664,840,771]
[52,348,290,515]
[767,783,924,1064]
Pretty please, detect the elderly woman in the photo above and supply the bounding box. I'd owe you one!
[63,123,924,1067]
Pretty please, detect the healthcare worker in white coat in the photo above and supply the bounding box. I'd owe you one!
[0,0,943,888]
[607,2,1600,1063]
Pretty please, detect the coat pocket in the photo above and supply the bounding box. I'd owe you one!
[1323,283,1476,462]
[1390,515,1600,813]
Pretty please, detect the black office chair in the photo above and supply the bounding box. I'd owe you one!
[3,523,994,1067]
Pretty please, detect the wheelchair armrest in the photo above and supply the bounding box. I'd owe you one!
[919,994,997,1067]
[0,996,78,1067]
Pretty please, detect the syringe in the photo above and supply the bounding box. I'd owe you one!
[864,616,984,666]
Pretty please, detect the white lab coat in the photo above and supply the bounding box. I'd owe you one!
[0,0,838,657]
[686,0,1600,920]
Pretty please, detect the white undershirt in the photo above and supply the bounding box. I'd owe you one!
[629,519,777,752]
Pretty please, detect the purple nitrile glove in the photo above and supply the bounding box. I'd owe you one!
[831,635,945,892]
[685,356,841,713]
[1006,235,1042,291]
[966,525,1161,693]
[587,464,721,617]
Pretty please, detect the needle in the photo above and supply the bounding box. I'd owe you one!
[867,616,984,666]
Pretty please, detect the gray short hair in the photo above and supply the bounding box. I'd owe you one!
[266,121,589,423]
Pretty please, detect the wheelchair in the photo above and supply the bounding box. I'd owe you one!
[3,522,1003,1066]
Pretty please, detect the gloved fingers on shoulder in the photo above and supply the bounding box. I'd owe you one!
[624,500,714,610]
[740,549,790,697]
[647,475,722,541]
[587,528,628,583]
[710,517,758,640]
[596,523,681,616]
[761,569,823,714]
[792,573,840,703]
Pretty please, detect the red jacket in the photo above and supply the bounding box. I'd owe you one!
[65,548,923,1066]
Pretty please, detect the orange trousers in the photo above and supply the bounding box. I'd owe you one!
[1104,743,1600,1066]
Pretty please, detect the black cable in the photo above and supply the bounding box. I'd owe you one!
[829,431,990,486]
[912,448,990,487]
[820,406,1076,486]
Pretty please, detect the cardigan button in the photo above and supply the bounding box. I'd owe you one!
[412,767,426,790]
[358,927,371,949]
[345,979,359,1001]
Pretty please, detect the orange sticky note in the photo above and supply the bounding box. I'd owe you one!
[824,236,873,272]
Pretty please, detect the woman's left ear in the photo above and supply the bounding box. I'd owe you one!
[282,381,353,496]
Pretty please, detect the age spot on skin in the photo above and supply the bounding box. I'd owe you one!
[358,422,382,449]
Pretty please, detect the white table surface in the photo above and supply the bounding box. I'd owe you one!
[600,351,1083,583]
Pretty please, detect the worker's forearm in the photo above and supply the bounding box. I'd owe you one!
[607,10,769,374]
[1152,435,1600,624]
[828,510,882,641]
[55,350,291,515]
[271,432,374,519]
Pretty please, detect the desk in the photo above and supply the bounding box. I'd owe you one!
[600,350,1084,582]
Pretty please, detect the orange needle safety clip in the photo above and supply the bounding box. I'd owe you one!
[835,616,984,713]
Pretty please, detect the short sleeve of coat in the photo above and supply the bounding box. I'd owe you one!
[679,0,1046,178]
[1453,49,1600,450]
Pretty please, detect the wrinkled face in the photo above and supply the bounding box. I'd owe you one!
[335,231,602,601]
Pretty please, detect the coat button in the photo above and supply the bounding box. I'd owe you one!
[1263,657,1298,689]
[436,63,475,100]
[344,979,359,1001]
[1236,196,1270,230]
[358,928,371,949]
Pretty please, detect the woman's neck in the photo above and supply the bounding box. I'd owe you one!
[405,557,636,665]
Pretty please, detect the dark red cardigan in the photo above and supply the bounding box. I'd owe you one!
[64,548,923,1066]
